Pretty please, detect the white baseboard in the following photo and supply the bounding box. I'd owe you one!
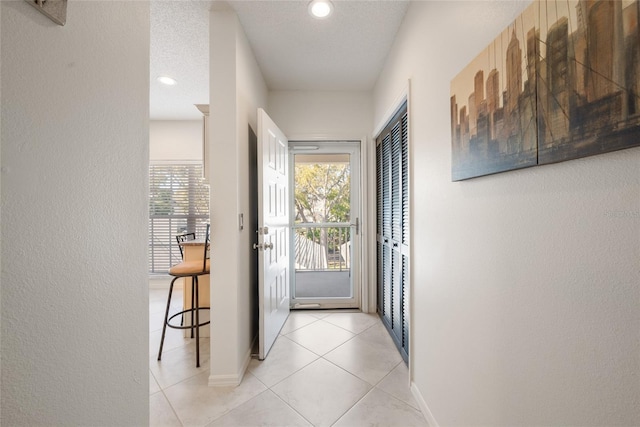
[208,346,253,387]
[411,381,439,427]
[208,373,242,387]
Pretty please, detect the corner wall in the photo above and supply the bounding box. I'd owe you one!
[1,1,149,424]
[374,1,640,425]
[208,8,268,385]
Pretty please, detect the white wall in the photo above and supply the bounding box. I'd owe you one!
[1,1,149,425]
[208,8,268,385]
[150,120,202,162]
[374,1,640,426]
[268,90,372,138]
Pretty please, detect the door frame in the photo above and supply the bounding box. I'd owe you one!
[287,137,368,311]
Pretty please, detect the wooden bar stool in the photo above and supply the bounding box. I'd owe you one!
[157,224,210,367]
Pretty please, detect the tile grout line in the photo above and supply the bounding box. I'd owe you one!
[267,387,317,427]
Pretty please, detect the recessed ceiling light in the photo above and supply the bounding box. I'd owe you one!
[308,0,333,19]
[157,76,177,86]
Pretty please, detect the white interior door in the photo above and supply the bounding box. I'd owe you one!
[257,108,290,360]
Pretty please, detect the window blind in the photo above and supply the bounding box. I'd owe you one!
[149,163,209,273]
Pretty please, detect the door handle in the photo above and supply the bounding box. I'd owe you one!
[351,217,359,235]
[253,242,274,251]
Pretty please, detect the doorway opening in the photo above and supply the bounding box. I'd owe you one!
[289,142,361,309]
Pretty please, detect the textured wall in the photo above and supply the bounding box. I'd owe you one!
[374,1,640,425]
[1,1,149,425]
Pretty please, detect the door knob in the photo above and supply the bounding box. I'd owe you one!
[253,242,273,251]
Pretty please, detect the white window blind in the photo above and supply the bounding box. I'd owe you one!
[149,163,209,273]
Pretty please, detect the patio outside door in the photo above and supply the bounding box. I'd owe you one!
[290,142,360,309]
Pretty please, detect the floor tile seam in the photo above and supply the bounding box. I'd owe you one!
[299,341,347,358]
[284,339,327,359]
[372,383,421,411]
[322,341,404,387]
[156,366,211,392]
[149,369,162,394]
[311,317,361,345]
[280,317,322,336]
[199,388,269,427]
[370,359,403,387]
[154,335,210,353]
[370,361,422,411]
[266,388,316,427]
[369,385,426,418]
[250,351,321,390]
[319,355,377,389]
[149,340,206,362]
[326,381,380,427]
[200,374,273,427]
[353,330,402,354]
[318,332,361,357]
[283,329,348,358]
[148,341,192,359]
[159,386,186,427]
[321,318,379,336]
[323,325,394,361]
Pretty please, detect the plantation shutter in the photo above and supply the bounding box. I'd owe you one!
[149,163,209,273]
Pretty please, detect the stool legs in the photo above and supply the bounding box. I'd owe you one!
[195,276,200,368]
[190,277,195,339]
[157,276,179,361]
[157,274,208,367]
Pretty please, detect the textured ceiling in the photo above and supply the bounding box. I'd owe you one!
[150,0,409,120]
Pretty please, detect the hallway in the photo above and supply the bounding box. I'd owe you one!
[149,286,426,426]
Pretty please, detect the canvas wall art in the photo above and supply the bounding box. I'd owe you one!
[450,0,640,181]
[537,0,640,164]
[450,3,538,181]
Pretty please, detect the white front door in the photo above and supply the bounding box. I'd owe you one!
[257,108,290,360]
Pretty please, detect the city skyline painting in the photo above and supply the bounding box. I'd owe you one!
[450,0,640,181]
[450,2,538,181]
[537,0,640,164]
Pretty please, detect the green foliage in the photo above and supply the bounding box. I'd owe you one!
[294,163,350,224]
[294,162,352,270]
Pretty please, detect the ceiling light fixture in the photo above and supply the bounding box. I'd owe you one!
[157,76,177,86]
[308,0,333,19]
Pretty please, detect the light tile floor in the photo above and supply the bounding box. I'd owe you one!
[149,287,427,427]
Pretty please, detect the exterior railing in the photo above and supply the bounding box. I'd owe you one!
[293,224,351,272]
